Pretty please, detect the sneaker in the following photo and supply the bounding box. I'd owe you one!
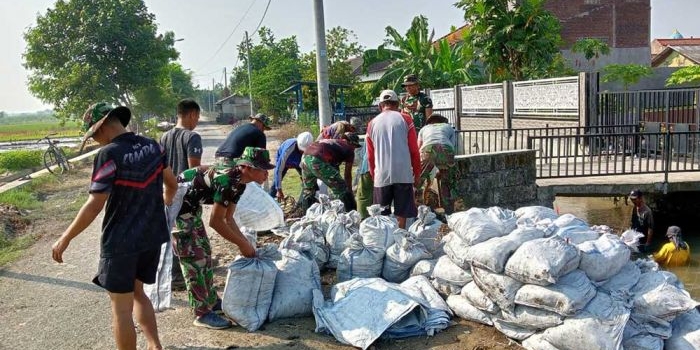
[213,298,223,314]
[193,312,232,330]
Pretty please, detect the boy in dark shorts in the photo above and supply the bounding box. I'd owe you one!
[52,102,177,350]
[173,147,273,329]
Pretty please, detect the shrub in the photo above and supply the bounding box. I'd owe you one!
[0,150,44,171]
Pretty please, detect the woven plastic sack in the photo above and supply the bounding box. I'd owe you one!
[336,234,385,282]
[241,226,257,249]
[408,205,443,254]
[498,305,564,331]
[306,193,331,219]
[621,229,646,252]
[577,233,630,282]
[504,236,581,286]
[359,204,398,250]
[492,318,536,341]
[665,309,700,350]
[447,207,505,246]
[461,281,500,314]
[268,248,322,321]
[485,206,518,233]
[471,266,523,314]
[514,269,596,317]
[325,212,358,269]
[233,182,285,231]
[515,206,558,227]
[631,271,699,321]
[222,244,279,331]
[599,260,642,296]
[382,229,432,283]
[442,232,471,270]
[446,294,493,326]
[317,199,345,234]
[465,227,545,274]
[281,218,329,269]
[522,333,559,350]
[622,313,671,350]
[410,259,437,278]
[431,255,472,287]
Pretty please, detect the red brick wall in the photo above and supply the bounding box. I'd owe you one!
[544,0,650,49]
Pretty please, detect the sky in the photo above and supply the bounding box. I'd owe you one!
[1,0,698,113]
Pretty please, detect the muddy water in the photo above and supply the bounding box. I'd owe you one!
[554,196,700,299]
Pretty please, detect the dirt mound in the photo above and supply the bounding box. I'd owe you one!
[0,204,30,239]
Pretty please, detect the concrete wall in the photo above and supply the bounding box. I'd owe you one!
[453,150,549,211]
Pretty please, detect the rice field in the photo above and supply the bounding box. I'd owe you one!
[0,121,81,142]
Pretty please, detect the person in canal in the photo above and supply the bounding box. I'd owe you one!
[653,226,690,267]
[629,189,654,253]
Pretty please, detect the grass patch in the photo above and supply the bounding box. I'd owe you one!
[0,235,36,267]
[0,121,81,142]
[0,150,44,171]
[0,189,41,210]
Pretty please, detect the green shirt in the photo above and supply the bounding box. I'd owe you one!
[400,92,433,130]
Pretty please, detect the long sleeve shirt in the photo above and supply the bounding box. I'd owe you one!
[272,138,302,190]
[366,110,421,187]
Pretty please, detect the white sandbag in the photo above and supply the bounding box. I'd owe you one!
[631,271,699,321]
[317,199,345,233]
[522,333,559,350]
[465,227,545,274]
[431,278,463,296]
[241,226,257,248]
[504,236,581,286]
[336,234,385,282]
[621,229,646,252]
[577,233,630,282]
[666,309,700,350]
[398,276,453,336]
[515,206,558,226]
[461,281,500,314]
[498,305,564,331]
[599,260,642,296]
[408,205,444,254]
[514,269,596,317]
[410,259,437,278]
[222,244,279,332]
[552,213,588,229]
[622,313,672,350]
[382,229,431,283]
[359,204,398,250]
[446,294,493,326]
[268,249,322,321]
[431,255,472,287]
[447,207,506,245]
[492,318,536,341]
[555,225,600,245]
[305,193,331,219]
[233,182,285,231]
[325,213,358,269]
[442,232,471,270]
[542,291,631,350]
[471,266,522,314]
[485,206,518,233]
[281,218,329,269]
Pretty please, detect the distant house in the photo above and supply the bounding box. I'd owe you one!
[214,95,251,124]
[651,31,700,67]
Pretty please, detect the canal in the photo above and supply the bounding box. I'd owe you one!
[555,196,699,299]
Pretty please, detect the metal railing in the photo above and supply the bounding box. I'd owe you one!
[596,88,700,130]
[528,130,700,179]
[455,125,637,156]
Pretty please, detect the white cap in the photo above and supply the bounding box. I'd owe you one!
[378,89,399,103]
[296,131,313,152]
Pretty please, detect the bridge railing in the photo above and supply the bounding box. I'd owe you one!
[527,130,700,179]
[455,124,637,156]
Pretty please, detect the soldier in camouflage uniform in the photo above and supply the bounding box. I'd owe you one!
[417,114,457,213]
[300,132,361,212]
[173,147,274,329]
[400,74,433,131]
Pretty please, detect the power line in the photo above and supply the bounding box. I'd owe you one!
[250,0,272,38]
[194,0,257,71]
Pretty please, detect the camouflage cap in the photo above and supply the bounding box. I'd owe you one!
[249,113,271,130]
[401,74,420,86]
[235,147,275,170]
[81,102,131,139]
[342,132,361,148]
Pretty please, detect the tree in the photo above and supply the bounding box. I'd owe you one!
[362,15,480,94]
[666,66,700,87]
[571,38,611,61]
[132,63,195,121]
[23,0,179,129]
[229,27,302,118]
[455,0,563,82]
[602,64,653,90]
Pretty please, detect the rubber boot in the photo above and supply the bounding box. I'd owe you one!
[340,190,357,212]
[299,192,318,212]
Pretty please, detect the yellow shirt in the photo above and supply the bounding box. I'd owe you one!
[653,242,690,267]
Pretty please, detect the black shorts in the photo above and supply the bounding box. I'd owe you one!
[373,183,418,218]
[92,247,162,294]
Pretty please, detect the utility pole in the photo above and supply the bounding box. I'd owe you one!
[211,78,215,112]
[313,0,332,127]
[246,31,254,116]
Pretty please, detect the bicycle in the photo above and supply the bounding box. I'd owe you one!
[38,133,71,174]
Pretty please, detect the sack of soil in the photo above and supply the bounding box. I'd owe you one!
[408,205,443,255]
[336,233,385,282]
[222,244,279,331]
[268,248,322,321]
[382,229,431,283]
[359,204,398,250]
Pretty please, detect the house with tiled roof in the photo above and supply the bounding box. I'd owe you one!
[650,30,700,67]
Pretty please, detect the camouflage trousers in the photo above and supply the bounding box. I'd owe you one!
[301,155,348,198]
[172,208,217,317]
[417,144,457,212]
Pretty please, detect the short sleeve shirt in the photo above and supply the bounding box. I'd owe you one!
[160,127,203,176]
[89,132,169,258]
[215,123,266,159]
[304,139,355,167]
[177,165,247,215]
[631,204,654,237]
[401,92,433,130]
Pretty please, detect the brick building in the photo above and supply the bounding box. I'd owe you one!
[544,0,651,71]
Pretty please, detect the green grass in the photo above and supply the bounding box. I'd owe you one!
[0,150,44,172]
[0,121,81,142]
[0,189,41,210]
[0,235,36,267]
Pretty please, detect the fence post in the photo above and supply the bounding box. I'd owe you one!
[454,84,463,131]
[578,72,587,128]
[503,81,513,137]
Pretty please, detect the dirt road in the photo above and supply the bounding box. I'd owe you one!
[0,116,520,350]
